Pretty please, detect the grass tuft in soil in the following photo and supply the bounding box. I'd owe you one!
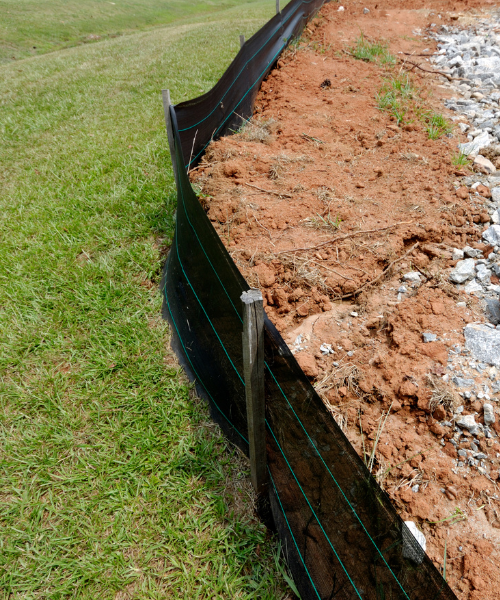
[452,150,472,167]
[349,32,396,65]
[376,73,453,138]
[422,110,453,140]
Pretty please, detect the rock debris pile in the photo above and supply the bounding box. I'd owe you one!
[436,17,500,168]
[424,19,500,429]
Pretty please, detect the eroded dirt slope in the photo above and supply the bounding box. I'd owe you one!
[189,2,500,598]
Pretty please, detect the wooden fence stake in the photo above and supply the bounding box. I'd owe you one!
[161,89,179,189]
[241,289,267,495]
[239,34,245,48]
[276,0,280,14]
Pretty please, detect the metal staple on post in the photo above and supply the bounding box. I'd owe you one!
[241,289,267,495]
[161,89,179,189]
[239,34,245,48]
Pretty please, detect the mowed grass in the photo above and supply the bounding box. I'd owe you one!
[0,2,294,598]
[0,0,276,63]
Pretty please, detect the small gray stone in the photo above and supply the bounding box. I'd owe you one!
[449,55,464,69]
[452,248,465,260]
[486,298,500,325]
[464,246,482,258]
[483,225,500,246]
[452,376,475,388]
[459,130,491,156]
[491,264,500,278]
[464,279,484,294]
[457,414,477,431]
[412,484,420,493]
[478,120,496,131]
[475,154,497,173]
[492,187,500,204]
[398,286,407,293]
[458,449,468,457]
[484,402,496,425]
[465,323,500,366]
[475,452,488,460]
[476,263,492,283]
[423,332,437,343]
[403,272,421,283]
[475,57,500,73]
[363,7,369,13]
[450,258,476,283]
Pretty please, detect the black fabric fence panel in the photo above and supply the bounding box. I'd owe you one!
[161,2,459,598]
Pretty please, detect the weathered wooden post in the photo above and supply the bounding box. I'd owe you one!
[241,289,267,494]
[239,34,245,48]
[276,0,280,14]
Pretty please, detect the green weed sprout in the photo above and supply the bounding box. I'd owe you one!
[349,32,395,65]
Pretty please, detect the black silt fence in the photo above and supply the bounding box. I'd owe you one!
[161,1,459,598]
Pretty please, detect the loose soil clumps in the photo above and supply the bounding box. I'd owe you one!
[189,2,500,597]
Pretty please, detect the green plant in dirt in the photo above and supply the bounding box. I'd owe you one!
[452,150,471,167]
[388,73,416,100]
[349,32,396,65]
[304,212,342,231]
[376,73,420,125]
[428,507,467,526]
[422,111,453,139]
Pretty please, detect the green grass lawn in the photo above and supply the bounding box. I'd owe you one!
[0,0,281,63]
[0,1,295,598]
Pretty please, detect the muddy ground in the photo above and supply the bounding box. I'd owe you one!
[189,1,500,598]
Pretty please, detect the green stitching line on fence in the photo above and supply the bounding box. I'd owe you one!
[173,221,245,386]
[265,368,413,600]
[178,0,318,133]
[173,174,414,598]
[186,42,286,168]
[268,470,322,600]
[164,286,248,446]
[266,422,363,599]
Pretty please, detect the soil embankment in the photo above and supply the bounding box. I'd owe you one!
[190,2,500,597]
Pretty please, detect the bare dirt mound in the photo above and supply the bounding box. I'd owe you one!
[189,2,500,598]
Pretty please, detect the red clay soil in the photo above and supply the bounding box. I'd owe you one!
[189,2,500,598]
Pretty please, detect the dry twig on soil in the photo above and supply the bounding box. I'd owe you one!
[242,182,292,198]
[398,57,463,81]
[315,362,362,398]
[277,221,412,255]
[335,242,420,300]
